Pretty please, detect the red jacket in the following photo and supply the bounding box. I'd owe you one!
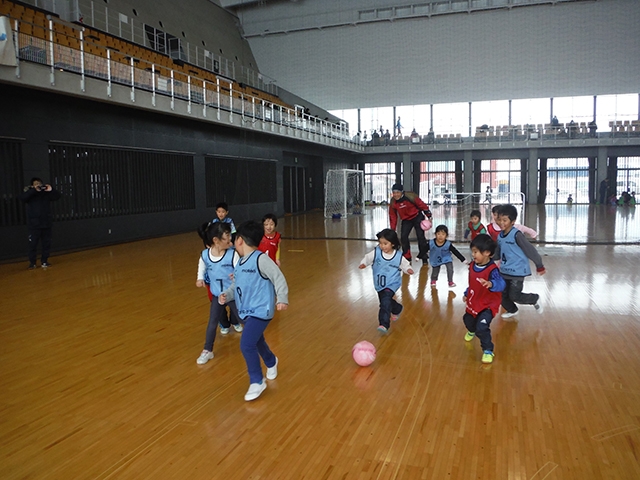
[389,192,430,230]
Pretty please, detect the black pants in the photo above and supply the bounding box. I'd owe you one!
[501,277,539,314]
[400,215,427,260]
[463,309,494,352]
[28,227,52,265]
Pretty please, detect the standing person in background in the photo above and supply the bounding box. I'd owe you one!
[389,184,432,265]
[19,177,61,269]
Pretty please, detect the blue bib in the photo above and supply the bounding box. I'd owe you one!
[497,228,531,276]
[234,250,276,320]
[429,239,453,267]
[372,246,402,292]
[202,247,236,296]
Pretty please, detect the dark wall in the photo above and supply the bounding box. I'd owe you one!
[0,84,357,261]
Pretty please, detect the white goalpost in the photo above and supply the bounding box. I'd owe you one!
[324,169,365,218]
[428,191,526,241]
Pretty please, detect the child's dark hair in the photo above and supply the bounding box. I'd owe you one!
[198,221,232,247]
[215,202,229,211]
[435,224,448,235]
[236,220,264,248]
[376,228,401,250]
[470,234,497,256]
[497,204,518,222]
[491,205,501,214]
[262,213,278,226]
[470,209,481,219]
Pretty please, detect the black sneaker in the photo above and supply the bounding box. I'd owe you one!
[28,264,37,270]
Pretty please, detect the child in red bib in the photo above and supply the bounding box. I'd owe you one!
[258,213,282,267]
[463,234,506,364]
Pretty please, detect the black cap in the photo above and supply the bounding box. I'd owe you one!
[392,184,403,192]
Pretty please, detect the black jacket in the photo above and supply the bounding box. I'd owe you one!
[19,187,61,229]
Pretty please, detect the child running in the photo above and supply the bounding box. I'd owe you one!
[219,221,289,402]
[487,205,537,241]
[195,222,243,365]
[494,204,546,318]
[464,209,487,241]
[212,202,236,239]
[427,224,467,288]
[258,213,282,266]
[463,234,506,364]
[359,228,414,333]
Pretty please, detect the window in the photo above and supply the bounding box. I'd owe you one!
[511,98,550,127]
[553,96,593,125]
[472,100,509,131]
[481,159,522,200]
[364,162,396,203]
[418,160,457,204]
[545,157,589,204]
[432,102,468,136]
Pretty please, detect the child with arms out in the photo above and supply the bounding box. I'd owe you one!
[427,224,467,288]
[463,234,506,364]
[195,222,243,365]
[219,221,289,401]
[494,204,546,319]
[464,209,487,241]
[258,213,281,266]
[359,228,414,334]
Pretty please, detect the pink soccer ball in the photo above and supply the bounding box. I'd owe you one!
[352,341,376,367]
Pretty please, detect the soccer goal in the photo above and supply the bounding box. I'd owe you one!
[324,169,365,218]
[429,191,526,241]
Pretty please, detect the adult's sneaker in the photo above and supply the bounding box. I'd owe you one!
[232,323,243,332]
[482,350,494,364]
[27,264,36,270]
[501,311,518,319]
[266,357,278,380]
[244,379,266,401]
[41,262,51,268]
[196,350,214,365]
[464,331,475,342]
[220,326,230,335]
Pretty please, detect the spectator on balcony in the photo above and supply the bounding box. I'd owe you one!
[384,130,391,145]
[396,117,403,137]
[551,116,559,126]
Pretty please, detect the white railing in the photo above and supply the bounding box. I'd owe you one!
[9,16,360,150]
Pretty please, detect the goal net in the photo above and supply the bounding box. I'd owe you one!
[324,169,365,218]
[428,191,526,241]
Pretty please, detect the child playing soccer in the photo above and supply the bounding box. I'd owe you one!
[487,205,537,241]
[426,225,467,288]
[494,204,546,319]
[464,209,487,241]
[463,234,506,364]
[359,228,414,333]
[212,202,236,239]
[258,213,281,266]
[219,221,289,402]
[195,222,243,365]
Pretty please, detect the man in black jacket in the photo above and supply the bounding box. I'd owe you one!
[19,177,61,269]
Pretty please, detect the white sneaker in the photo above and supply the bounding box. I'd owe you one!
[220,327,230,335]
[266,357,278,380]
[244,379,266,401]
[534,302,544,314]
[232,323,243,332]
[196,350,214,365]
[501,311,518,319]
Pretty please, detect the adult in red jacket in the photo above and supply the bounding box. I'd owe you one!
[389,184,432,264]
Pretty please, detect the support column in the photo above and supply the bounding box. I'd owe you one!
[463,150,473,194]
[596,146,608,198]
[403,153,412,192]
[527,148,539,204]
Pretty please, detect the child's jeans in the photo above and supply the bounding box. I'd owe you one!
[377,288,403,329]
[240,315,277,384]
[204,297,241,351]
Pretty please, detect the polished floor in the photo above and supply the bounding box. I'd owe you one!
[1,206,639,479]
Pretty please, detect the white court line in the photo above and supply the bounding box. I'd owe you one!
[529,461,558,479]
[592,424,640,441]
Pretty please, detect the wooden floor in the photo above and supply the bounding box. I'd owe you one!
[1,206,640,479]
